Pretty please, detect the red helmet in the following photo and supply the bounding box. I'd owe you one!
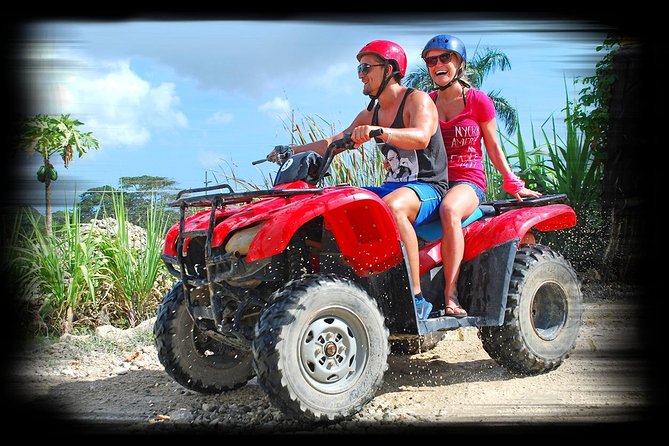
[357,40,407,77]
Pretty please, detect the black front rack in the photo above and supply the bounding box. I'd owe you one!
[169,183,325,208]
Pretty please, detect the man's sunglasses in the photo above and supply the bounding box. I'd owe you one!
[357,62,386,75]
[423,52,455,67]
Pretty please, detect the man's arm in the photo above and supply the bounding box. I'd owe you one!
[350,92,438,150]
[292,109,372,156]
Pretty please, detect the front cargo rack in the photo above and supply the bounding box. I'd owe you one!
[168,183,324,329]
[169,183,324,208]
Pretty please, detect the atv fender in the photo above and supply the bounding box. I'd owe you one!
[245,186,403,276]
[462,204,576,262]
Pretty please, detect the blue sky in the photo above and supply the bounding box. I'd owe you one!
[17,17,611,211]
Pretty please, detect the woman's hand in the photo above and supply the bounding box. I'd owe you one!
[511,187,543,201]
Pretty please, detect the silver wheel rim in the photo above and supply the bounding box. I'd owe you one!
[530,281,568,341]
[298,306,368,394]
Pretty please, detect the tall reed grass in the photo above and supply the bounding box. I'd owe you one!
[12,204,104,334]
[539,86,605,214]
[12,193,170,334]
[213,113,385,189]
[98,191,169,327]
[492,83,606,270]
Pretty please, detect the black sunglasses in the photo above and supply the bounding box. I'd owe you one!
[357,62,386,75]
[423,52,454,67]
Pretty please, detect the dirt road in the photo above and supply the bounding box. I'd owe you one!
[7,282,656,434]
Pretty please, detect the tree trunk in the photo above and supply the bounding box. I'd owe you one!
[601,42,648,283]
[45,165,52,237]
[64,306,73,333]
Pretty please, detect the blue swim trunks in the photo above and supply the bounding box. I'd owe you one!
[364,181,442,226]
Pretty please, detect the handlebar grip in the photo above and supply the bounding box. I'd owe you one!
[252,158,267,165]
[369,128,383,138]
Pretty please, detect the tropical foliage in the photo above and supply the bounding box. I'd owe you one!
[491,83,606,270]
[97,191,169,327]
[12,196,171,335]
[19,114,100,235]
[571,35,620,153]
[12,204,104,333]
[78,176,180,227]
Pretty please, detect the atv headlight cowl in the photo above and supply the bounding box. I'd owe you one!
[225,222,265,255]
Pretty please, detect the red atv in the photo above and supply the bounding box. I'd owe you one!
[154,130,582,421]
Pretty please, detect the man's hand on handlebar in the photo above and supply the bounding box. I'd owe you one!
[351,126,383,146]
[331,127,384,154]
[260,129,383,165]
[266,144,294,164]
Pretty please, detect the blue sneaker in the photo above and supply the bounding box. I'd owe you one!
[414,297,433,321]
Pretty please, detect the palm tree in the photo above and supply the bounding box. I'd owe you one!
[20,114,100,235]
[405,46,517,135]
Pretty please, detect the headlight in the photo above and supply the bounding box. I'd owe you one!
[224,222,265,255]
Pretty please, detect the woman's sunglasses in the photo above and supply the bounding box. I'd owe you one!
[357,62,386,75]
[423,52,455,67]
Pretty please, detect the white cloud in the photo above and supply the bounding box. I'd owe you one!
[258,97,291,121]
[306,62,356,96]
[29,48,188,148]
[207,111,233,125]
[196,149,224,168]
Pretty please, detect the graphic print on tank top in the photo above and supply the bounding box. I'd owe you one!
[372,88,422,183]
[381,144,418,182]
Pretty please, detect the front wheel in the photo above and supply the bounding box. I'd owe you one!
[253,274,389,421]
[479,244,582,375]
[154,284,255,393]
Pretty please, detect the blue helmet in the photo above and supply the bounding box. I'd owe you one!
[421,34,467,65]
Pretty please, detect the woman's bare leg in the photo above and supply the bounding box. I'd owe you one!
[440,184,479,316]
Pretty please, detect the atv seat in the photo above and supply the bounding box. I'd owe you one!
[415,205,496,242]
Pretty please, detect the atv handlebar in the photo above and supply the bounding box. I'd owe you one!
[252,128,384,166]
[330,128,384,152]
[370,128,384,138]
[316,128,383,183]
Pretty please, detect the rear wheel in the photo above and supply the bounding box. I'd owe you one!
[154,284,255,393]
[479,244,582,375]
[253,274,389,421]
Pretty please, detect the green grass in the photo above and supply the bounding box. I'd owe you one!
[13,194,170,335]
[12,204,105,334]
[98,191,169,327]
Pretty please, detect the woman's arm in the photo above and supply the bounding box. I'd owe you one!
[481,119,542,200]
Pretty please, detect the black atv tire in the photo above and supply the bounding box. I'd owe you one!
[154,284,255,393]
[479,244,582,375]
[253,274,389,421]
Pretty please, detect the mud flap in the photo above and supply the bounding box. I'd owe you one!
[457,239,518,326]
[319,229,417,335]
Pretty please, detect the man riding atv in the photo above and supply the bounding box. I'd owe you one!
[266,39,448,321]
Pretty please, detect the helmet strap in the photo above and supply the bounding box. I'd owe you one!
[435,65,470,106]
[366,64,395,111]
[436,78,458,91]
